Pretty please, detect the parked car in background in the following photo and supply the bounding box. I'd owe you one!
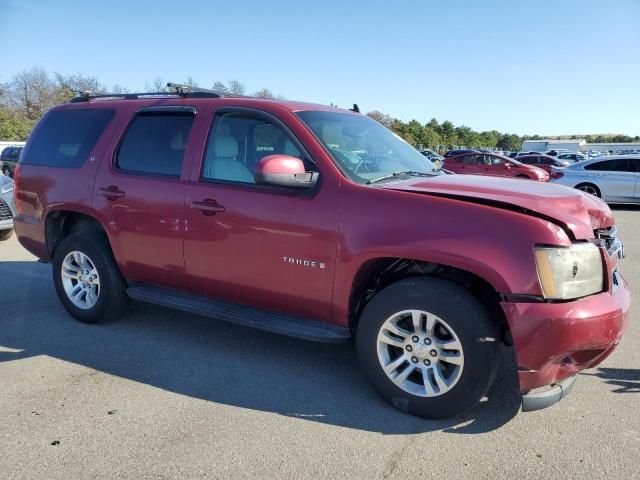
[509,151,540,159]
[557,152,587,163]
[517,154,569,174]
[443,149,477,157]
[419,149,444,168]
[0,146,23,177]
[549,155,640,202]
[0,173,16,240]
[588,150,602,158]
[545,149,571,157]
[13,87,629,419]
[443,152,549,181]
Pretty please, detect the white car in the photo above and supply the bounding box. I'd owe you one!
[557,152,588,163]
[549,155,640,203]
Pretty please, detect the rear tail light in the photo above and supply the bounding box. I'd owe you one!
[13,164,23,215]
[550,170,564,179]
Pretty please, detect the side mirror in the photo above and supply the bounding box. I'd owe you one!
[255,155,318,189]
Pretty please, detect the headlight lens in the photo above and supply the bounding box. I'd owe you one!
[534,243,604,299]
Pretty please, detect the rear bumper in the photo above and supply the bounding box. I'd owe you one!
[501,271,631,394]
[14,213,49,260]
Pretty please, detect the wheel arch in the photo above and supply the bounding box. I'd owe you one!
[45,208,111,258]
[347,257,511,345]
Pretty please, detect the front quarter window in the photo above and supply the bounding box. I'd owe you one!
[295,110,437,184]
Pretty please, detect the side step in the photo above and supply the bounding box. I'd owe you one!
[127,284,350,344]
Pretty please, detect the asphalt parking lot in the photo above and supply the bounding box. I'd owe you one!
[0,207,638,480]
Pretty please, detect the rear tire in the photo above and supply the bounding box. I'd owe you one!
[356,277,499,419]
[2,166,10,177]
[575,183,601,198]
[52,232,128,324]
[516,174,529,179]
[0,228,13,241]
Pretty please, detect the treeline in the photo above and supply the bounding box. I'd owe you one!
[0,67,282,141]
[367,111,640,152]
[1,67,638,149]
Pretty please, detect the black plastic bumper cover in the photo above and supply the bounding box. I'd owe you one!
[521,375,577,412]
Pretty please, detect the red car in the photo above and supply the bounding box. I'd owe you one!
[13,86,629,419]
[517,154,570,175]
[444,152,549,181]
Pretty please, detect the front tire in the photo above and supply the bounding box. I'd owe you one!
[356,277,499,419]
[52,232,128,324]
[575,182,601,198]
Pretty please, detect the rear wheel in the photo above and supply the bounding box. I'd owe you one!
[52,232,128,323]
[2,166,10,177]
[575,183,601,197]
[516,174,529,179]
[356,277,499,419]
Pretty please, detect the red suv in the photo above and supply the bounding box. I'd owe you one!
[444,152,549,181]
[14,86,629,419]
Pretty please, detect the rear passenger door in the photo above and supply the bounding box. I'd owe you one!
[93,106,198,289]
[584,159,636,201]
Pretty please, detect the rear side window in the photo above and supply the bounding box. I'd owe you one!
[116,113,194,177]
[22,109,114,167]
[584,159,630,172]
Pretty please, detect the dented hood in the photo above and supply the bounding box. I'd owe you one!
[381,174,613,239]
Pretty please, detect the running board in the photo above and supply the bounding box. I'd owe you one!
[126,285,350,343]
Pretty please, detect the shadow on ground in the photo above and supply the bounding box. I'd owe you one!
[584,367,640,393]
[0,260,521,435]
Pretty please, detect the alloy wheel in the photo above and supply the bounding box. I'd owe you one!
[61,251,101,309]
[376,309,464,397]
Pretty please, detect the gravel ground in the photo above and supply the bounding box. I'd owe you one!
[0,207,638,480]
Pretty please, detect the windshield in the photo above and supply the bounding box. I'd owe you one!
[295,111,437,184]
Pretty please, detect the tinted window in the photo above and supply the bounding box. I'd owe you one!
[117,113,194,176]
[486,155,505,165]
[625,158,640,172]
[460,155,480,164]
[584,159,630,172]
[519,156,536,165]
[202,114,304,184]
[22,109,114,168]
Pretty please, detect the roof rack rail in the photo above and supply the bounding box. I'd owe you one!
[69,82,222,103]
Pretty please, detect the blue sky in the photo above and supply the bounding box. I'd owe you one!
[1,0,639,136]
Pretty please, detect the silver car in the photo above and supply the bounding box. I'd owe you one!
[0,173,16,241]
[549,155,640,203]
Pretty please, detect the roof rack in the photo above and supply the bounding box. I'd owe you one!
[69,82,222,103]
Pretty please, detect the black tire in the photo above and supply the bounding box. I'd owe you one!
[356,276,499,419]
[0,228,14,241]
[52,231,128,324]
[516,174,529,179]
[2,166,10,177]
[575,182,601,198]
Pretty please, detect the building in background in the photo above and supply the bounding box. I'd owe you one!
[521,138,640,154]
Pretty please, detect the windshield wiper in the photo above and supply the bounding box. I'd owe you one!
[366,170,434,185]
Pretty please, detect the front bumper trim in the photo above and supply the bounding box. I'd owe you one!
[521,374,577,412]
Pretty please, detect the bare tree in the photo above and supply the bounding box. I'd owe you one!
[54,72,105,101]
[212,81,229,94]
[6,67,58,120]
[228,80,246,95]
[183,76,198,88]
[145,76,167,92]
[110,83,130,94]
[253,88,274,99]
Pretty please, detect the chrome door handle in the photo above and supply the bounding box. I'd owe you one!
[191,200,225,216]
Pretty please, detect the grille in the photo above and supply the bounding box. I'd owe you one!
[594,226,624,259]
[0,199,12,221]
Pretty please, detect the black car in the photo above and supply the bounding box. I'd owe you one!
[0,146,23,177]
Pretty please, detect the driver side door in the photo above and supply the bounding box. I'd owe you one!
[183,108,340,322]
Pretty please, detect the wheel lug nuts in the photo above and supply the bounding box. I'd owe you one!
[412,336,419,343]
[424,338,432,345]
[423,359,431,366]
[411,357,418,363]
[405,345,413,352]
[429,350,438,357]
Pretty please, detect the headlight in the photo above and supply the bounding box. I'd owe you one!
[534,243,604,300]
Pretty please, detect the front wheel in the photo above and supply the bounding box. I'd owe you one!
[356,277,499,419]
[575,183,601,198]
